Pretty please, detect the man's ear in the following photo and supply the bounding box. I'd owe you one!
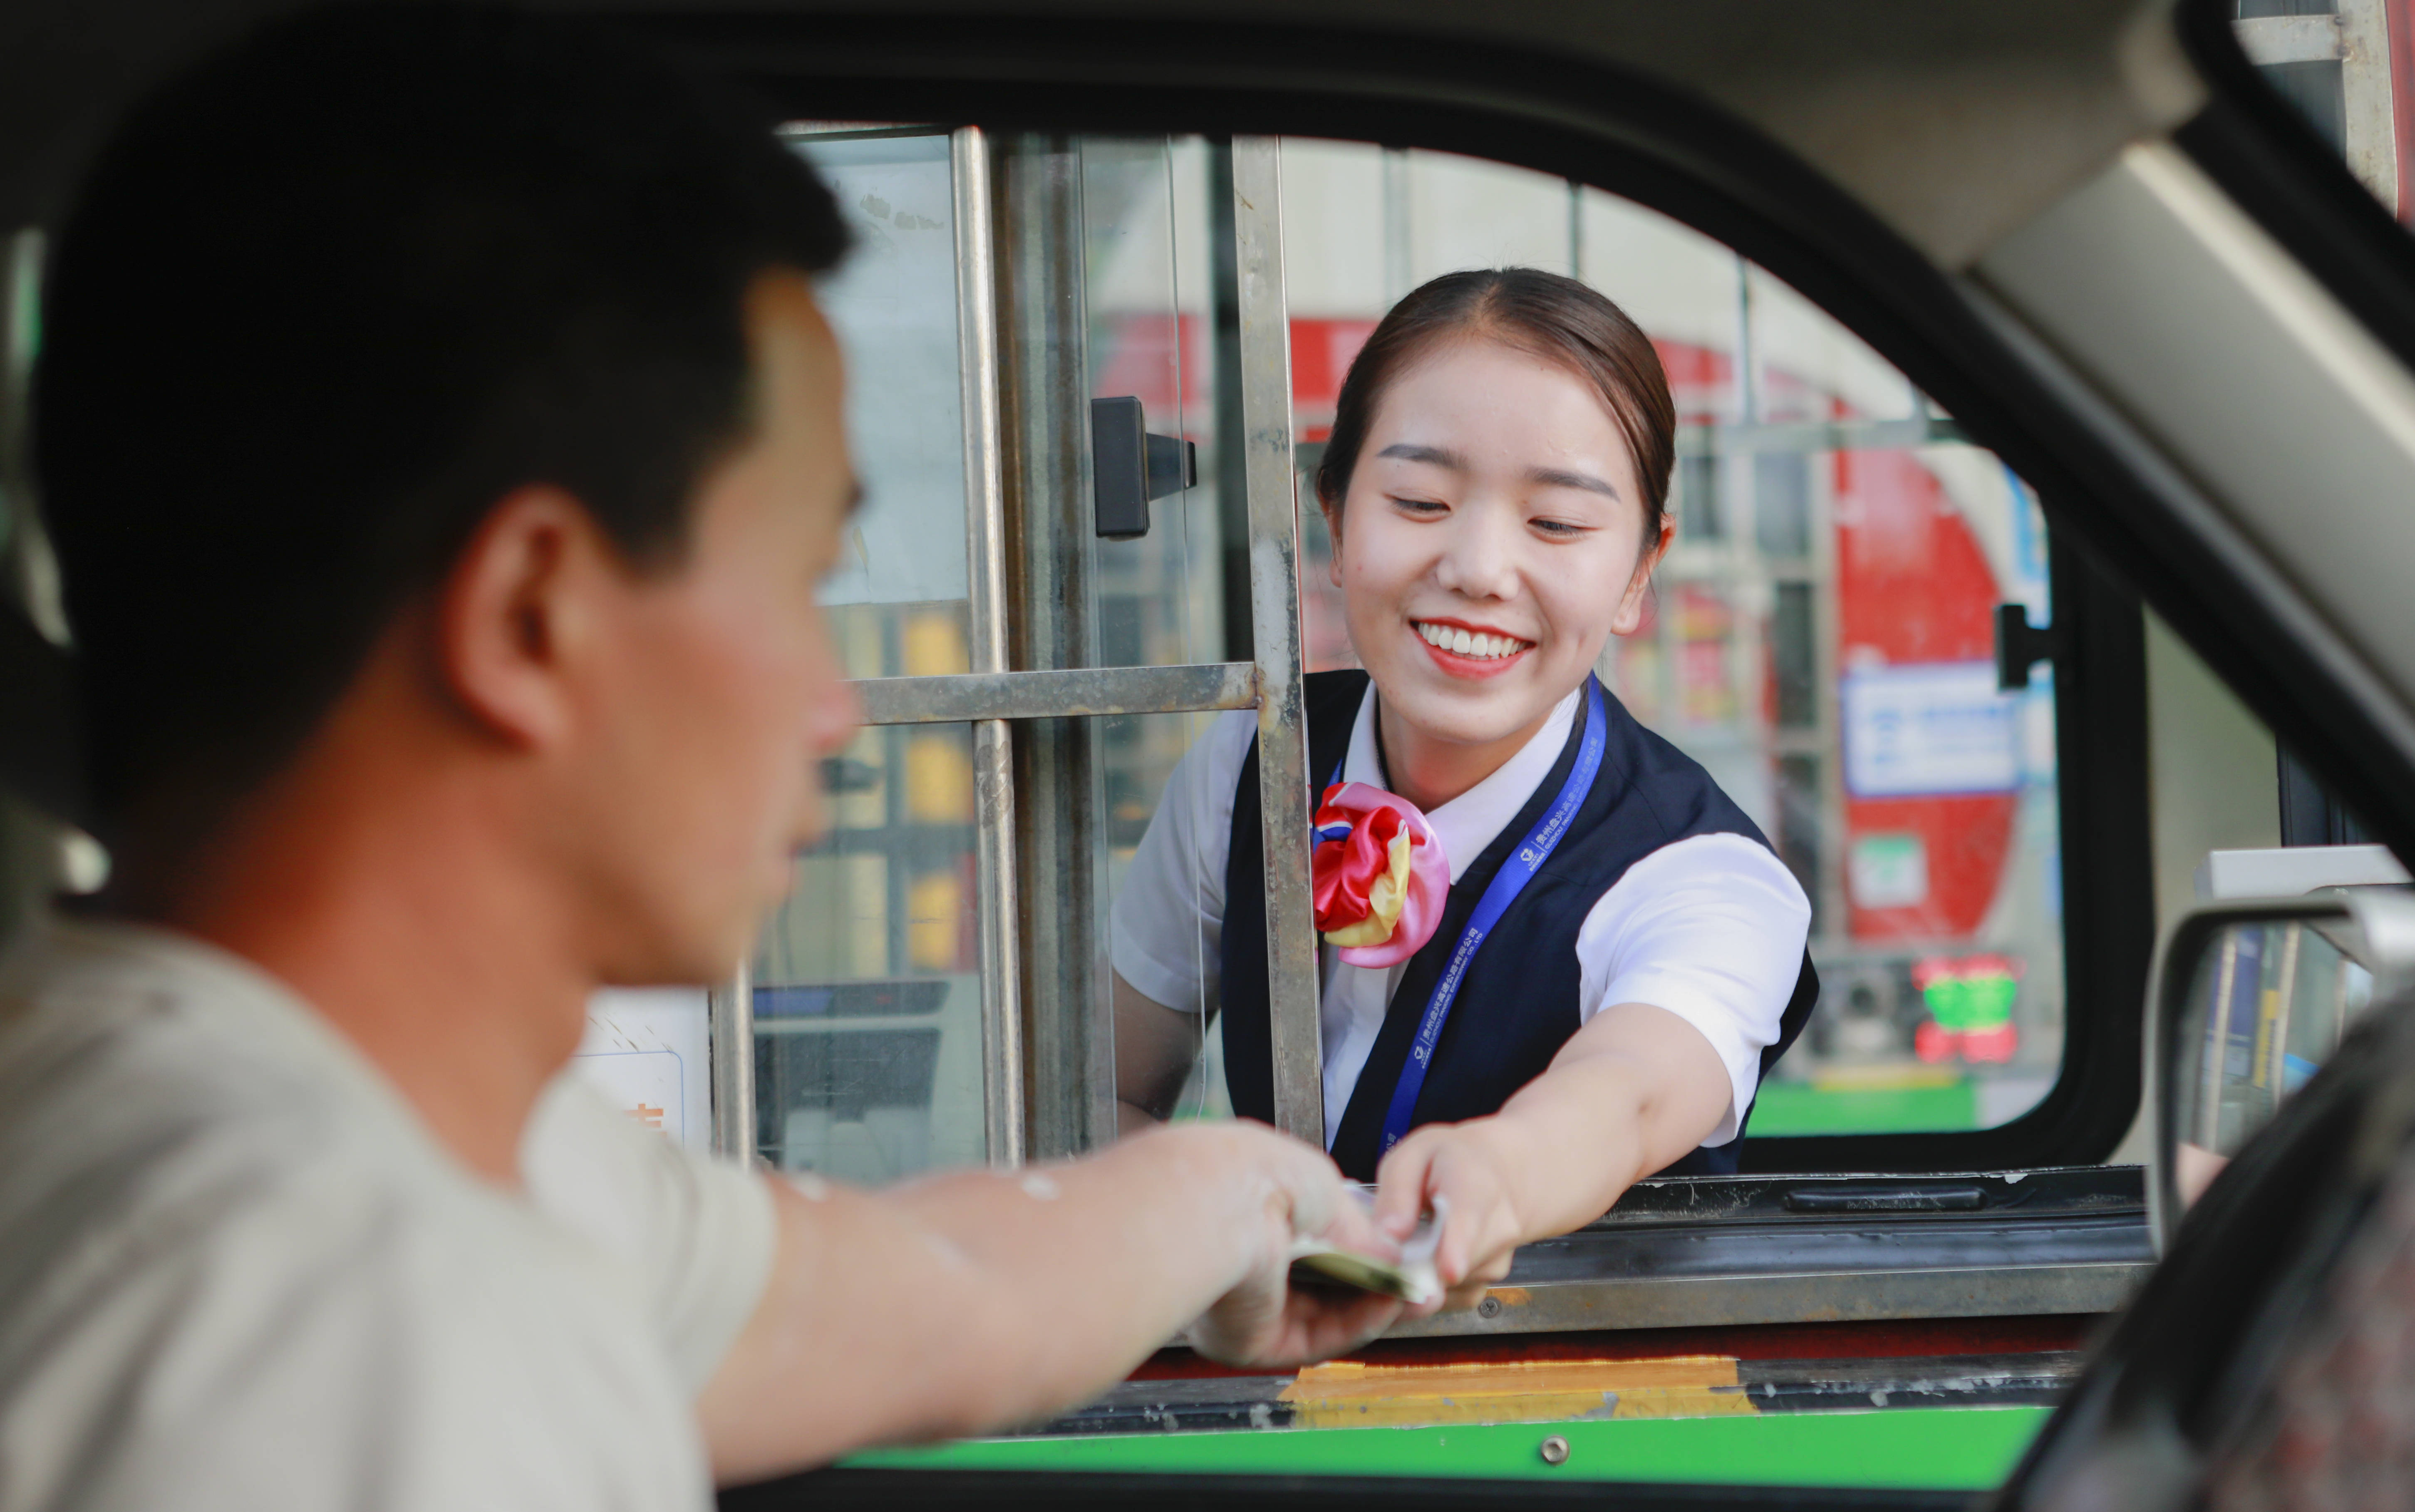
[1609,513,1675,637]
[434,484,611,750]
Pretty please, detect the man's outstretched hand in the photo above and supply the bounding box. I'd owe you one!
[697,1118,1411,1481]
[1183,1122,1408,1367]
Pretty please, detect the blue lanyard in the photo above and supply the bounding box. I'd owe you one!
[1364,677,1607,1155]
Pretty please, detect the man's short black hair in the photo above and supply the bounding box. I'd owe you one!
[35,4,849,840]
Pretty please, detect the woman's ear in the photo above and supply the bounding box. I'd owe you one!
[1322,497,1346,590]
[1609,512,1674,637]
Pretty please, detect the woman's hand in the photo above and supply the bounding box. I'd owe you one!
[1366,1002,1739,1311]
[1369,1119,1529,1311]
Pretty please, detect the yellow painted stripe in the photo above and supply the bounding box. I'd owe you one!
[1280,1355,1756,1430]
[1286,1354,1742,1396]
[1609,1384,1759,1420]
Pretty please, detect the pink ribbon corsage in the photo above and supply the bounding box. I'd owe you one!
[1310,781,1449,968]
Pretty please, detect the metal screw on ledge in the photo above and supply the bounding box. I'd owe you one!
[1539,1435,1570,1466]
[1477,1295,1503,1319]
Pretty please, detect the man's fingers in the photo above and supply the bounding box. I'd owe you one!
[1210,1269,1403,1368]
[1304,1289,1404,1356]
[1226,1120,1354,1249]
[1285,1287,1403,1362]
[1305,1174,1352,1242]
[1317,1193,1401,1262]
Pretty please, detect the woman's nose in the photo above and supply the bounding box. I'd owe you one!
[1433,509,1521,601]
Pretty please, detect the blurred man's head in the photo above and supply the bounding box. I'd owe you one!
[36,5,861,981]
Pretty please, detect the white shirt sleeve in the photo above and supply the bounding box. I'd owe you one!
[521,1076,778,1397]
[1108,709,1258,1014]
[1575,833,1812,1147]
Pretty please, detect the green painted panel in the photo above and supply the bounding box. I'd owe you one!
[845,1405,2049,1489]
[1747,1079,1979,1135]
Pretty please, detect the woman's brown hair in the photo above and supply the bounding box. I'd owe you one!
[1314,268,1676,546]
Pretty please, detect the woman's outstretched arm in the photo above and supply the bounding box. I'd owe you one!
[1367,1001,1732,1308]
[1113,970,1205,1137]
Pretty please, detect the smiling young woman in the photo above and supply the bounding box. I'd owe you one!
[1322,299,1663,812]
[1111,268,1820,1307]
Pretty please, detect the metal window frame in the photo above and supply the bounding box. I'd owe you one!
[954,126,1025,1170]
[2233,0,2398,216]
[1229,136,1324,1148]
[714,132,1322,1165]
[852,663,1259,724]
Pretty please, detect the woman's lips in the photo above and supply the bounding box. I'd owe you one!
[1411,620,1533,680]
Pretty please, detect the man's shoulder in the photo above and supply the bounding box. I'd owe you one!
[0,1159,700,1509]
[0,922,707,1509]
[0,920,422,1225]
[0,920,567,1331]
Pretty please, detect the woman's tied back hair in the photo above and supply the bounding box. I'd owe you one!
[1314,268,1677,547]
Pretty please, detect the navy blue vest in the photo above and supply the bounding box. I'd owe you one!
[1219,669,1818,1181]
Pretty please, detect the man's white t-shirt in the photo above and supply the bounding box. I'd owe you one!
[0,919,777,1512]
[1111,683,1813,1150]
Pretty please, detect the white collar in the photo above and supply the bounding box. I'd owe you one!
[1340,682,1584,885]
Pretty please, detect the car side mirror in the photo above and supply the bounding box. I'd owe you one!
[2148,888,2415,1252]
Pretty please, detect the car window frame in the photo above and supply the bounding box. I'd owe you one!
[651,11,2167,1172]
[2167,0,2415,868]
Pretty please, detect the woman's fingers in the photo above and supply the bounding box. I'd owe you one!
[1371,1133,1468,1284]
[1394,1130,1521,1291]
[1370,1135,1440,1239]
[1372,1123,1533,1305]
[1435,1232,1517,1311]
[1429,1156,1496,1285]
[1438,1188,1482,1285]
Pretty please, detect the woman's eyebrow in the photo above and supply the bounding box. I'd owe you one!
[1527,466,1621,501]
[1377,444,1620,502]
[1375,442,1467,470]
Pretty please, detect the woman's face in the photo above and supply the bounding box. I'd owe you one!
[1328,335,1666,756]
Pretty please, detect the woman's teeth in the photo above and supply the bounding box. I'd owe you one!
[1416,622,1531,660]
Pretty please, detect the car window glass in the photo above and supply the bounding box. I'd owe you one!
[1282,145,2065,1138]
[2145,611,2281,941]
